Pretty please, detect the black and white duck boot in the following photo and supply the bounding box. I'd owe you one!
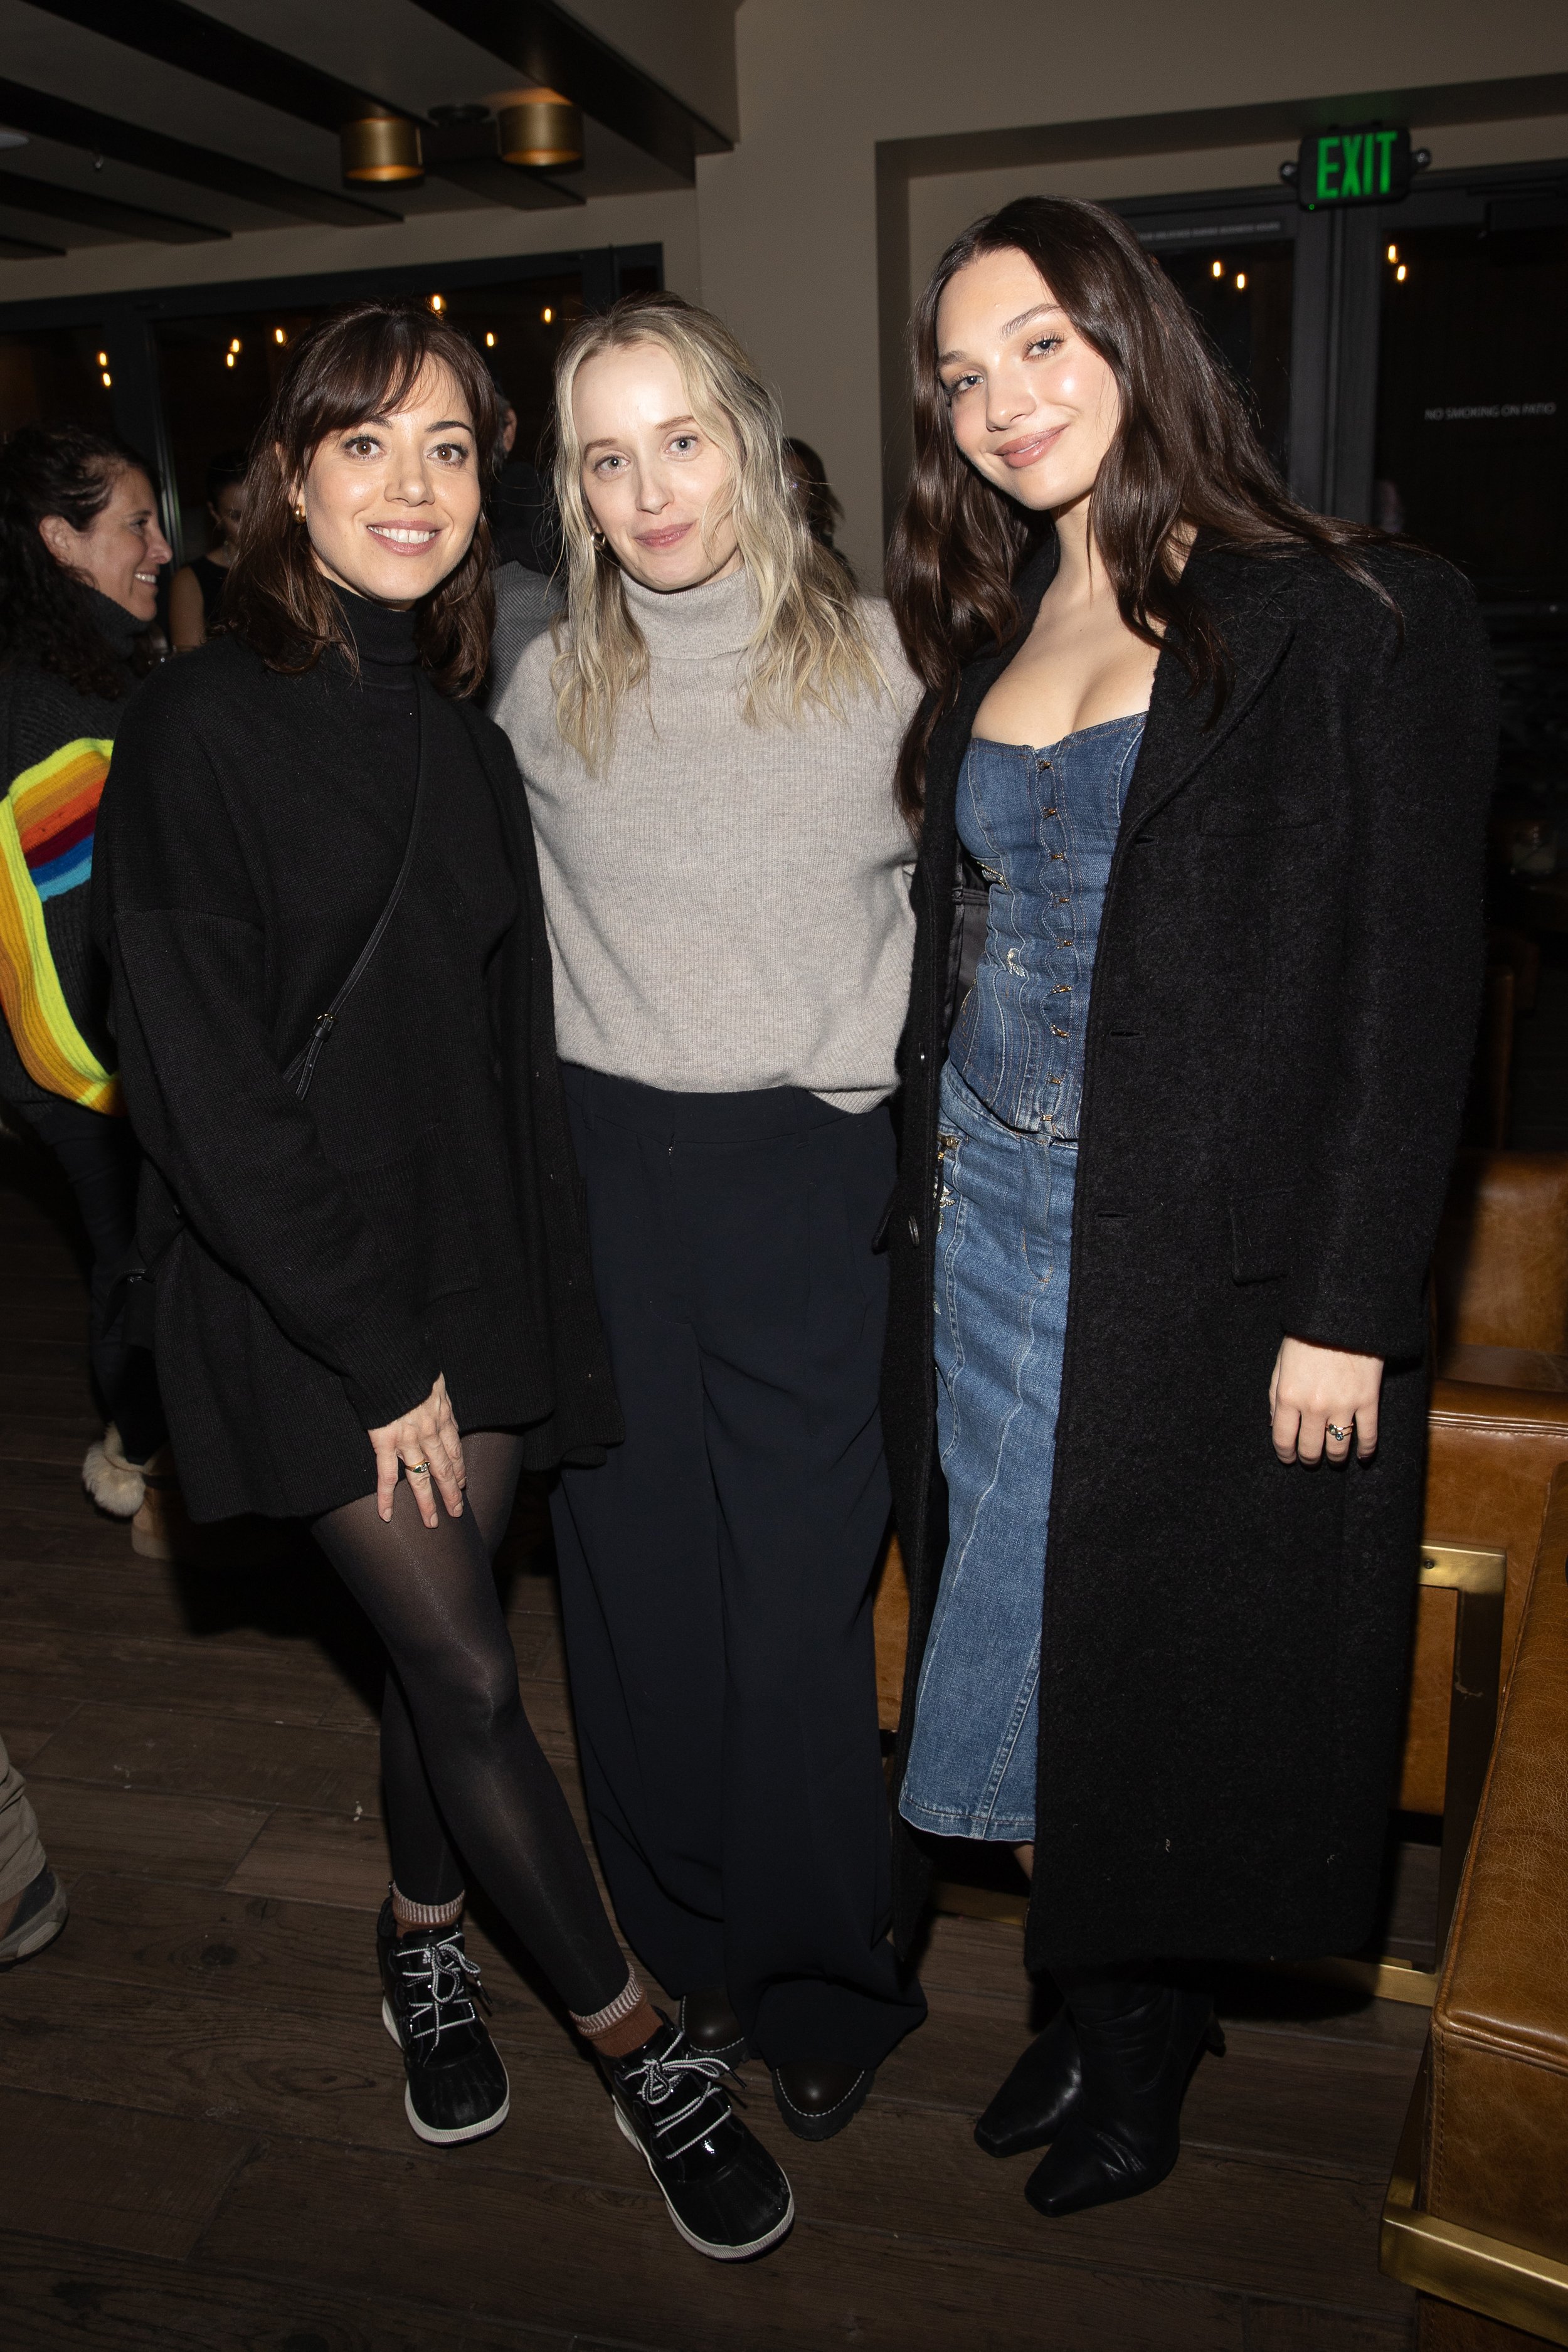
[377,1898,509,2146]
[605,2016,793,2260]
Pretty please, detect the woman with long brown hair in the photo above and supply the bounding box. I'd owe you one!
[880,196,1495,2217]
[93,302,793,2261]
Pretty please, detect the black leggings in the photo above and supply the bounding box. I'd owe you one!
[312,1432,628,2017]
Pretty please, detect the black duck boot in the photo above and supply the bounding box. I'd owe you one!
[1025,1969,1224,2217]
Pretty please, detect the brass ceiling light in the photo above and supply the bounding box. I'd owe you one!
[498,90,583,170]
[341,113,423,184]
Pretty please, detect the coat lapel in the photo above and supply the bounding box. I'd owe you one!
[1120,548,1296,840]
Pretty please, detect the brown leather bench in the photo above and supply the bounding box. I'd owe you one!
[1412,1155,1568,1823]
[1382,1462,1568,2347]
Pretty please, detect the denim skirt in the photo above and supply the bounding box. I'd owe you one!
[898,1059,1075,1843]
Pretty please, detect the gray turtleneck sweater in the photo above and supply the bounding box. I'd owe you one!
[495,567,921,1112]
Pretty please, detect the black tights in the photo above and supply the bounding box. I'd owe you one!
[312,1432,628,2016]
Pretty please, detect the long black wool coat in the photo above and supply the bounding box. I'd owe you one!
[93,633,620,1524]
[882,532,1496,1971]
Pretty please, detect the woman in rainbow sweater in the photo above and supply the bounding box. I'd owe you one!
[0,424,170,1523]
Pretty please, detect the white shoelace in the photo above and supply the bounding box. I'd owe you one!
[395,1932,483,2050]
[622,2042,736,2161]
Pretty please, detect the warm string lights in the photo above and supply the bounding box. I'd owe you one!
[1210,261,1248,291]
[1387,243,1410,283]
[96,348,110,387]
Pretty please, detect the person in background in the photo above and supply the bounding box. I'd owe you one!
[0,424,170,1542]
[95,300,794,2264]
[781,435,852,575]
[489,373,557,576]
[167,449,247,651]
[495,292,927,2145]
[0,1728,67,1970]
[881,193,1495,2218]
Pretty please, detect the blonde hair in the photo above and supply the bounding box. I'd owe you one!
[548,292,886,770]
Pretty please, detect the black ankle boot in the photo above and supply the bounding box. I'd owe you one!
[1024,1973,1223,2218]
[975,2003,1081,2158]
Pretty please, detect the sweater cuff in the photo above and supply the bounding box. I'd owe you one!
[336,1304,441,1430]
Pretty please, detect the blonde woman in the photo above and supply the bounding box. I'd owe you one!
[494,292,927,2139]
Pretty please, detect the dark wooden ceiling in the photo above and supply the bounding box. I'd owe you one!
[0,0,731,258]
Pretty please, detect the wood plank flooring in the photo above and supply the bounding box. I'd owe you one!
[0,1138,1423,2350]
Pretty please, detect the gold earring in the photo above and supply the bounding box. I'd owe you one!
[293,499,307,522]
[590,525,607,552]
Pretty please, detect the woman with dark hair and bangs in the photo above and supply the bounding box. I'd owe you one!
[93,301,795,2263]
[880,197,1495,2216]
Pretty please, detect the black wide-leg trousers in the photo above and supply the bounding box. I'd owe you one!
[551,1063,926,2070]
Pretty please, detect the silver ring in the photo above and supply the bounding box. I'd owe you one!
[405,1459,430,1476]
[1325,1423,1352,1444]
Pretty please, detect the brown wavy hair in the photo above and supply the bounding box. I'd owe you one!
[888,195,1386,818]
[225,300,499,697]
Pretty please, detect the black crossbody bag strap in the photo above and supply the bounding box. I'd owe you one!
[283,682,428,1101]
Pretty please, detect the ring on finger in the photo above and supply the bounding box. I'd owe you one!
[404,1459,430,1476]
[1325,1423,1352,1444]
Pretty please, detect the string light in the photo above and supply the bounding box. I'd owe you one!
[96,349,107,366]
[1387,244,1399,263]
[225,352,235,368]
[542,305,553,323]
[1235,272,1247,290]
[430,293,445,312]
[273,326,286,344]
[229,337,241,354]
[100,369,111,387]
[485,331,495,347]
[1210,260,1222,278]
[1396,263,1408,282]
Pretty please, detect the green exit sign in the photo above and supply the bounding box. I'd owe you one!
[1297,124,1414,208]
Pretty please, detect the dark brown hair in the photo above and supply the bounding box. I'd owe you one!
[888,194,1387,818]
[0,424,155,698]
[225,300,500,697]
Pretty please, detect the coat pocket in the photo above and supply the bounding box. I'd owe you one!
[1229,1183,1301,1283]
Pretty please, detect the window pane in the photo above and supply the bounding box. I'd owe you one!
[0,326,117,437]
[151,275,585,558]
[1158,240,1295,472]
[1374,221,1567,596]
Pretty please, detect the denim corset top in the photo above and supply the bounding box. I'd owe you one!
[948,712,1146,1138]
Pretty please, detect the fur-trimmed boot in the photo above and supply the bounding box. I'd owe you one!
[82,1423,146,1518]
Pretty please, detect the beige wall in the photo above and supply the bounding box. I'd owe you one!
[696,0,1568,584]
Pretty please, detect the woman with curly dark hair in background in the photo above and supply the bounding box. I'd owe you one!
[0,423,170,1534]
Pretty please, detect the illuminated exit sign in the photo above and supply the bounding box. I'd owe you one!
[1296,124,1414,208]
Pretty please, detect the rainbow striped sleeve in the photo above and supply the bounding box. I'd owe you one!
[0,737,120,1113]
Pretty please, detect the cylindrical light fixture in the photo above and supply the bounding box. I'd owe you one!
[341,113,423,183]
[498,89,583,169]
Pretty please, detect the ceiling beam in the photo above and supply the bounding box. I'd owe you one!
[410,0,733,181]
[24,1,580,213]
[0,165,226,243]
[0,227,65,257]
[0,74,401,227]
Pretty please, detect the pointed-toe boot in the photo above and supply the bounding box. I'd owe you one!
[975,2003,1082,2158]
[1024,1974,1223,2218]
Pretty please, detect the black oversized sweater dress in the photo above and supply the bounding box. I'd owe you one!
[92,594,620,1523]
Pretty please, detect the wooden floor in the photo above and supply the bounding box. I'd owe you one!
[0,1140,1427,2351]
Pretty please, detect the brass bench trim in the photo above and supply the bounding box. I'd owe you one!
[1382,2050,1568,2343]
